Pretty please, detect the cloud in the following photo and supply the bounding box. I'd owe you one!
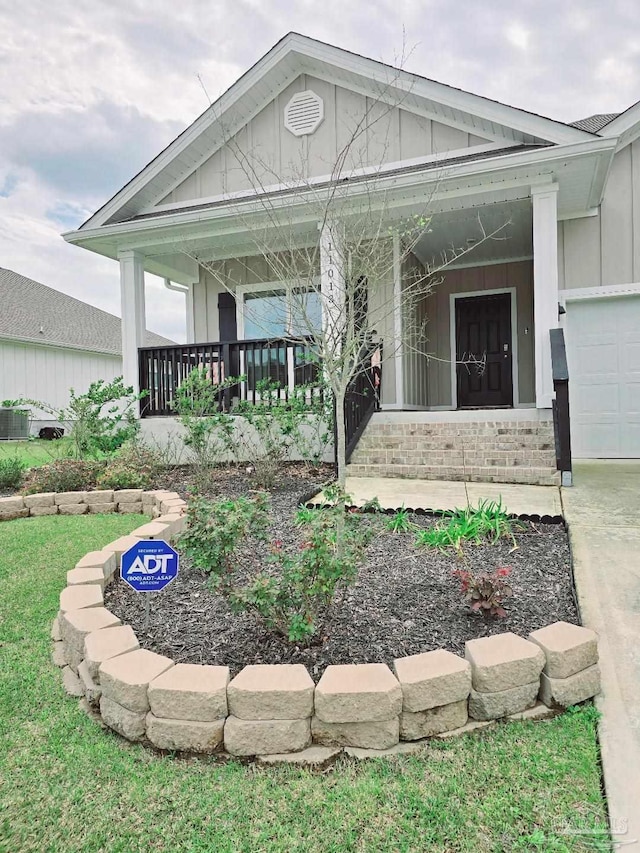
[0,100,183,203]
[0,173,18,198]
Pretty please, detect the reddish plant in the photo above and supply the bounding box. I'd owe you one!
[454,566,513,618]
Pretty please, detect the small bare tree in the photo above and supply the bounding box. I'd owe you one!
[182,60,509,486]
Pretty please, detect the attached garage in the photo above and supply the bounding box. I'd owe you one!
[565,291,640,458]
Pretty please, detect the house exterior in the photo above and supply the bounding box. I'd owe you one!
[0,268,174,432]
[63,33,640,483]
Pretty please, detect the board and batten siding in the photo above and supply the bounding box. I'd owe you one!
[0,340,122,421]
[560,142,640,290]
[410,260,535,409]
[160,75,493,206]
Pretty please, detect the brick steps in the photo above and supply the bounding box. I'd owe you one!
[347,463,560,486]
[347,416,560,486]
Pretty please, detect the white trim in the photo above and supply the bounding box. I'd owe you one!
[64,137,617,252]
[449,287,519,409]
[560,282,640,303]
[442,254,533,271]
[392,234,404,409]
[557,207,599,221]
[144,142,512,216]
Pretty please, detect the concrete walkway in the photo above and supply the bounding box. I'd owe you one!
[562,461,640,851]
[340,476,563,518]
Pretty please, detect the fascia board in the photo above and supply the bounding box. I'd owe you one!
[63,136,616,252]
[598,100,640,139]
[291,35,595,146]
[0,333,122,358]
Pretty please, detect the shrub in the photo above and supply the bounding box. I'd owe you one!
[229,499,370,643]
[178,492,270,590]
[98,440,164,490]
[415,499,519,551]
[453,566,513,618]
[172,368,239,478]
[0,458,25,490]
[22,458,103,494]
[41,377,144,459]
[236,380,333,488]
[179,485,368,644]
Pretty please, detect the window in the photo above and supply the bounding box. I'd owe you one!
[237,281,322,394]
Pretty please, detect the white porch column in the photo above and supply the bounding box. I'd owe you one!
[118,249,146,397]
[532,183,559,409]
[392,233,404,409]
[319,221,346,354]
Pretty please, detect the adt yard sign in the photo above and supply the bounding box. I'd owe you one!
[121,540,179,592]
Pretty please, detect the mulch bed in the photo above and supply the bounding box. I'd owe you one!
[104,464,578,680]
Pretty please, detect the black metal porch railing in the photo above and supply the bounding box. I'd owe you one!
[550,327,572,486]
[138,337,321,417]
[344,342,383,464]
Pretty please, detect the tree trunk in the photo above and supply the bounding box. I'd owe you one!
[335,387,347,489]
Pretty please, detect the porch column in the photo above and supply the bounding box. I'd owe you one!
[319,220,346,354]
[392,233,404,409]
[532,183,559,409]
[118,249,146,398]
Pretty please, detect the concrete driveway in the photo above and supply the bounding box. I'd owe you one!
[562,461,640,850]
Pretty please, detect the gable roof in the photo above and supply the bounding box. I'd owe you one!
[596,99,640,150]
[0,268,174,356]
[75,32,595,232]
[570,113,620,133]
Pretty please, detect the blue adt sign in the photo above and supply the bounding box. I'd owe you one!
[121,540,179,592]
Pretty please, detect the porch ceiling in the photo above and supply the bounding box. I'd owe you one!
[412,198,533,268]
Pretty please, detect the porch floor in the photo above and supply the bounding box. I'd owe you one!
[313,476,562,519]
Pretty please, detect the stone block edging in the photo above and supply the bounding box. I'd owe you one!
[0,488,188,521]
[47,490,600,761]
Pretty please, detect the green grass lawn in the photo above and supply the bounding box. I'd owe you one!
[0,437,73,468]
[0,515,610,853]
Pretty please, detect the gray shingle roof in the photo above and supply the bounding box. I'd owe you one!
[569,113,620,133]
[0,267,174,356]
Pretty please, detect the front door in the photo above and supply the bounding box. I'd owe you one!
[455,292,513,408]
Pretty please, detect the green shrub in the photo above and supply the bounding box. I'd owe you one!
[178,492,271,590]
[385,506,415,533]
[172,368,239,480]
[235,379,333,487]
[230,499,370,643]
[97,440,164,490]
[179,485,369,644]
[22,458,103,494]
[0,457,25,490]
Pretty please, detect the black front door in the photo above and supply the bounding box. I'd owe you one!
[455,292,513,408]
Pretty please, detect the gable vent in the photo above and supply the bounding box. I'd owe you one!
[284,90,324,137]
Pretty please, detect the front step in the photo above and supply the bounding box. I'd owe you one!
[347,415,560,487]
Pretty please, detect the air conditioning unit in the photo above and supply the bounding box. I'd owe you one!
[0,407,30,440]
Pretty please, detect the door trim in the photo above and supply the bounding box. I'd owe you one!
[449,287,519,408]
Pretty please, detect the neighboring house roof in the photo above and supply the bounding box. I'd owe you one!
[72,32,595,232]
[570,114,620,133]
[0,268,174,356]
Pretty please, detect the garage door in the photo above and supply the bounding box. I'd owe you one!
[565,295,640,458]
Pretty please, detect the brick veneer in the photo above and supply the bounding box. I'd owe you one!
[41,489,601,760]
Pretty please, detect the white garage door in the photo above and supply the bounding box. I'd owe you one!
[565,295,640,458]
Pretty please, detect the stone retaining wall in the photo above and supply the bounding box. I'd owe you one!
[43,488,601,762]
[0,488,159,520]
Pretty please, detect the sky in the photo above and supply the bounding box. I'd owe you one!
[0,0,638,343]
